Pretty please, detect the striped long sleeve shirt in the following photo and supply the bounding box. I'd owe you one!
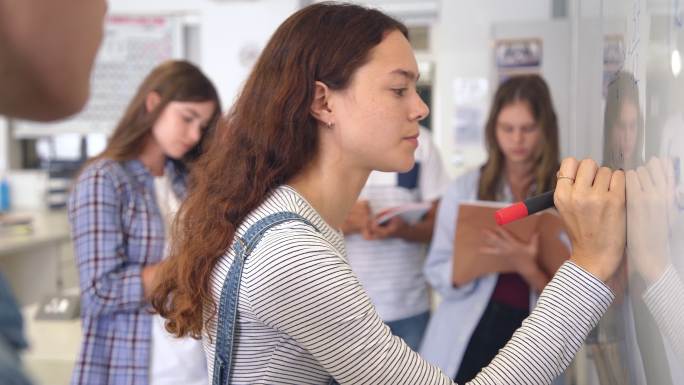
[204,185,615,385]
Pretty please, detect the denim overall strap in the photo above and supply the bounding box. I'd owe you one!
[212,211,321,385]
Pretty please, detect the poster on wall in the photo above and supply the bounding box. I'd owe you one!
[451,78,489,167]
[14,15,182,137]
[494,38,542,84]
[81,16,180,128]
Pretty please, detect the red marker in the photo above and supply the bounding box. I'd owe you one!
[495,190,555,225]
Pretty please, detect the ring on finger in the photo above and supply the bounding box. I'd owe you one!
[556,171,575,184]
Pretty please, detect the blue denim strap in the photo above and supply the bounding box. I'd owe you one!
[212,211,321,385]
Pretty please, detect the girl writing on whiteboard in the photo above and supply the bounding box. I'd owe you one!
[151,4,626,384]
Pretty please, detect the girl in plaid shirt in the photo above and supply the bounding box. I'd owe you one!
[68,60,221,385]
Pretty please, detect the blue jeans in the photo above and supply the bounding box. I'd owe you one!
[386,311,430,352]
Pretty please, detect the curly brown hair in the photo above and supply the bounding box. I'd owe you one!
[150,2,408,339]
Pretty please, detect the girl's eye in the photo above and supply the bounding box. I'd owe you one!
[392,88,407,97]
[182,115,194,124]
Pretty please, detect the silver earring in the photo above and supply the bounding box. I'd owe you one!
[327,121,333,128]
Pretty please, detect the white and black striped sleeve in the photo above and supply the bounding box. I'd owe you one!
[247,218,616,385]
[643,265,684,363]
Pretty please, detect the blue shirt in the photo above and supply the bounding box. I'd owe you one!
[68,159,185,385]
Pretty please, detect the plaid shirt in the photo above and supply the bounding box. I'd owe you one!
[68,159,186,385]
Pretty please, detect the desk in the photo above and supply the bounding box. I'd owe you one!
[0,210,70,255]
[1,212,79,385]
[0,210,73,305]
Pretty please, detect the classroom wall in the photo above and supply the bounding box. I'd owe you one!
[107,0,300,108]
[107,0,556,178]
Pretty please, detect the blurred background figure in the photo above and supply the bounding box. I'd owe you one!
[343,126,450,351]
[420,74,561,383]
[68,60,220,385]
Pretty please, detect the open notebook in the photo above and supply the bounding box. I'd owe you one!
[375,202,432,226]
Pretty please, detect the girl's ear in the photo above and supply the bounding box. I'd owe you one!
[145,91,162,113]
[310,81,334,127]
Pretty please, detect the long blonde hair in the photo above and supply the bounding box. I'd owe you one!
[478,75,560,200]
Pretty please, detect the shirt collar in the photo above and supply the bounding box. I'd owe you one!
[123,158,187,197]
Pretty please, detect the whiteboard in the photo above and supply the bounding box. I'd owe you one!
[572,0,684,384]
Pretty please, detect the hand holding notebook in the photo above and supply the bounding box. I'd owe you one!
[375,202,432,226]
[452,200,570,286]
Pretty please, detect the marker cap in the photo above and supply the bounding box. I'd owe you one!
[495,202,528,226]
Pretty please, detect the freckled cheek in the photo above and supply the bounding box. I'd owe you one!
[373,101,408,133]
[356,94,382,115]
